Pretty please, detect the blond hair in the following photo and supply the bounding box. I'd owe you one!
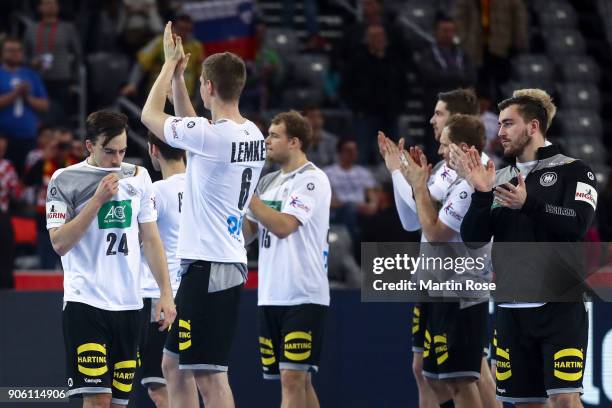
[512,89,557,130]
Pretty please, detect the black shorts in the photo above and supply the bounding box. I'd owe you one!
[422,301,488,380]
[63,301,140,405]
[138,298,168,387]
[494,302,588,404]
[258,304,327,380]
[164,261,243,371]
[411,303,429,353]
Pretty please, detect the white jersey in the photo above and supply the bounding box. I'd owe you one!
[248,162,331,306]
[164,116,265,264]
[140,173,185,298]
[392,153,489,242]
[46,161,157,311]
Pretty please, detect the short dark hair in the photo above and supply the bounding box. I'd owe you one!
[202,52,246,102]
[437,88,479,116]
[498,95,550,135]
[271,110,312,152]
[147,132,185,162]
[336,138,357,153]
[445,114,486,153]
[1,36,22,51]
[85,110,128,147]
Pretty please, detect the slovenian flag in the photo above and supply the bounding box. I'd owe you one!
[183,0,256,60]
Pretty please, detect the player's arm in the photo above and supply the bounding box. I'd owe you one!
[391,170,421,231]
[249,195,300,239]
[49,174,118,256]
[520,164,597,240]
[140,221,176,330]
[141,22,182,142]
[242,218,258,245]
[172,52,197,117]
[412,183,457,242]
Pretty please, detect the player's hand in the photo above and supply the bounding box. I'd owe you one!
[173,51,191,80]
[163,22,183,64]
[451,145,495,192]
[400,146,431,188]
[377,131,402,172]
[16,82,30,96]
[93,173,119,204]
[156,294,176,331]
[494,174,527,209]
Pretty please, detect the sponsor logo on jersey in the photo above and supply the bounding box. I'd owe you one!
[263,200,282,211]
[67,378,73,387]
[170,118,182,139]
[112,360,136,393]
[97,200,133,229]
[178,319,192,351]
[284,331,312,361]
[187,121,195,128]
[496,347,512,381]
[443,202,462,221]
[553,348,584,382]
[50,187,57,196]
[47,201,67,222]
[259,337,276,366]
[230,140,266,163]
[77,343,108,377]
[440,167,452,181]
[307,182,315,191]
[587,171,595,181]
[289,196,310,212]
[459,191,467,199]
[126,184,137,196]
[575,182,597,210]
[540,172,557,187]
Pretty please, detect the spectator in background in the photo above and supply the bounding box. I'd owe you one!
[416,14,476,160]
[342,24,406,164]
[304,107,339,168]
[24,128,77,269]
[478,88,503,166]
[282,0,325,50]
[0,37,49,173]
[118,0,164,54]
[0,134,22,288]
[23,0,81,123]
[453,0,528,100]
[121,14,203,101]
[241,21,285,114]
[324,139,379,256]
[24,124,54,173]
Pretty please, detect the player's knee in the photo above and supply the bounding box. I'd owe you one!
[549,393,581,408]
[83,392,112,408]
[412,354,425,383]
[281,369,308,392]
[445,377,476,396]
[161,355,177,378]
[147,384,168,407]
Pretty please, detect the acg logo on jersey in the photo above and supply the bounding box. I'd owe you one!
[97,200,133,229]
[77,343,108,377]
[284,331,312,361]
[553,348,584,382]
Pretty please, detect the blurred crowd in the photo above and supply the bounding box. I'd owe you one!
[1,0,611,288]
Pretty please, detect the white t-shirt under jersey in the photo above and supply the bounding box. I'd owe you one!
[248,162,332,306]
[164,116,266,264]
[140,173,185,298]
[46,161,157,311]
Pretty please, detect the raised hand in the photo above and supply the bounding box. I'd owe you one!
[377,131,402,172]
[163,22,183,64]
[451,146,495,192]
[494,174,527,209]
[400,146,431,188]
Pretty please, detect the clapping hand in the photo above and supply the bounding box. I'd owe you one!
[449,144,495,192]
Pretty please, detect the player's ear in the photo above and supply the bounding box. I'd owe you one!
[85,139,94,155]
[459,142,469,152]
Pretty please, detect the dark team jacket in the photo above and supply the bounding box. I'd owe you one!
[460,144,598,301]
